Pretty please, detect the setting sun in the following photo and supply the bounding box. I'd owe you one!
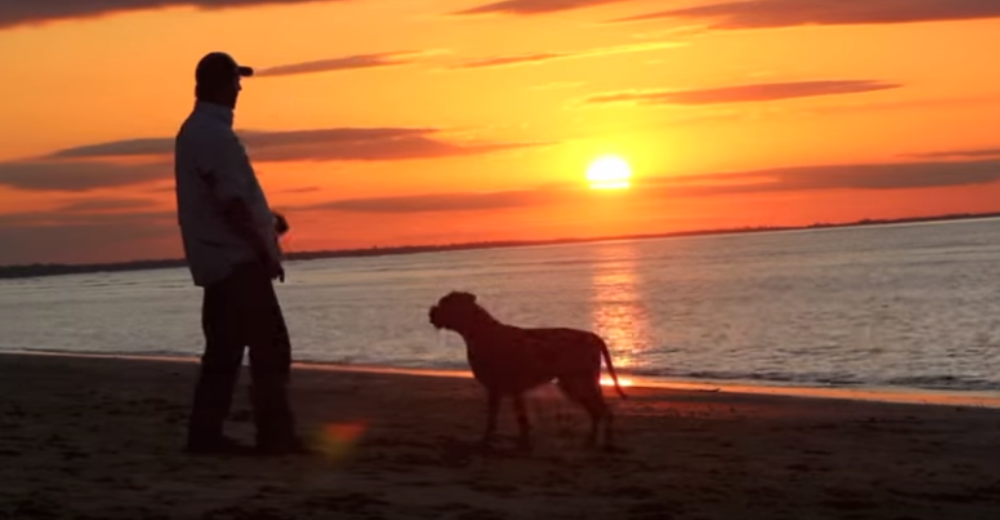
[586,156,632,190]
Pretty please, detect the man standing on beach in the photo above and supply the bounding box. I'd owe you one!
[173,51,306,455]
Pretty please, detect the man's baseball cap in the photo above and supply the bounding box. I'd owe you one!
[195,52,253,86]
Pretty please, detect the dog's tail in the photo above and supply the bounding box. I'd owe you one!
[599,338,628,400]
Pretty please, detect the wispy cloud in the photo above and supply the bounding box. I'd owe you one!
[0,0,343,30]
[3,157,999,264]
[903,147,1000,160]
[50,138,171,159]
[456,52,569,69]
[50,127,545,162]
[453,0,634,16]
[304,188,572,213]
[649,159,1000,196]
[0,209,177,265]
[56,197,162,213]
[256,51,427,78]
[452,41,679,69]
[282,186,323,194]
[611,0,1000,29]
[3,127,548,192]
[297,158,1000,215]
[0,160,170,192]
[582,80,902,106]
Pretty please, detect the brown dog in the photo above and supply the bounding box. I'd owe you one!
[428,291,627,450]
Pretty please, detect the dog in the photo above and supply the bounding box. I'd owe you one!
[428,291,627,451]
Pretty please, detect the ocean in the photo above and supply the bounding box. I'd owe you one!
[2,218,1000,396]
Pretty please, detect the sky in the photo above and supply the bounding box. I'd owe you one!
[1,0,999,265]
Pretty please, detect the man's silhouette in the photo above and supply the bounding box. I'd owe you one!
[174,51,306,455]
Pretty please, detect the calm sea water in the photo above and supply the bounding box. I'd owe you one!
[2,218,1000,394]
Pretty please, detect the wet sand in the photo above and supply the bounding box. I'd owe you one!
[1,352,999,519]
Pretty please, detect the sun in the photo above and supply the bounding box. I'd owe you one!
[586,155,632,190]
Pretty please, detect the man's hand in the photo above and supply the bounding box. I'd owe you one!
[273,211,289,237]
[261,254,285,283]
[271,211,288,283]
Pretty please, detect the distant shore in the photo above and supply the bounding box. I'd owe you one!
[2,352,999,519]
[3,211,999,280]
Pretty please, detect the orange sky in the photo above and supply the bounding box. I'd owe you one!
[1,0,1000,265]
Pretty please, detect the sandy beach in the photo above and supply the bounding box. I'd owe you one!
[1,353,999,520]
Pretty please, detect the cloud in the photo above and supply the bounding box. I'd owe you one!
[456,52,569,69]
[0,160,170,192]
[255,52,425,78]
[282,186,323,194]
[45,127,545,164]
[453,41,679,69]
[453,0,633,16]
[612,0,1000,29]
[3,157,998,264]
[304,188,572,213]
[582,80,902,106]
[298,158,1000,215]
[651,159,1000,196]
[3,127,548,193]
[0,209,175,228]
[0,209,177,265]
[50,138,171,159]
[904,147,1000,160]
[55,197,161,213]
[0,0,342,30]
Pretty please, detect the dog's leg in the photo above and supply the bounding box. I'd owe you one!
[513,394,531,451]
[558,376,608,449]
[586,405,600,448]
[583,385,613,450]
[602,406,616,452]
[586,394,614,450]
[481,390,500,448]
[557,377,594,448]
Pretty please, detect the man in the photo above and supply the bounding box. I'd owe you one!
[174,51,306,455]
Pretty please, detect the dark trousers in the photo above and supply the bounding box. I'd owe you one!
[186,261,297,448]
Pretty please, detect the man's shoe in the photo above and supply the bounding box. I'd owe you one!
[185,435,254,455]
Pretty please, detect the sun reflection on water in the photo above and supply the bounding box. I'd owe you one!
[588,242,650,380]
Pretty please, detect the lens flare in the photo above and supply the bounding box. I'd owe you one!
[314,421,368,461]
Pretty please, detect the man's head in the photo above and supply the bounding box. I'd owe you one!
[194,52,253,109]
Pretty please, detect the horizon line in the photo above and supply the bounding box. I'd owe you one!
[2,210,999,277]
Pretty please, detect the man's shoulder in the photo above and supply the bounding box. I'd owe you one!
[179,112,232,137]
[177,114,236,152]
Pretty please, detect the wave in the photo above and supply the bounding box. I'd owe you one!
[625,367,1000,392]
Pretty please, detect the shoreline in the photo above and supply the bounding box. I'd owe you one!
[5,349,999,409]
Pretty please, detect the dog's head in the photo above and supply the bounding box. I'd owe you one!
[429,291,482,332]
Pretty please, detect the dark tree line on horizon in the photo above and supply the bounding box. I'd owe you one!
[1,212,998,280]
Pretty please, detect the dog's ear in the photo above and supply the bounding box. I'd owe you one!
[455,291,477,305]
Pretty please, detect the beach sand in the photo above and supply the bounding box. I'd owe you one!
[1,353,999,520]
